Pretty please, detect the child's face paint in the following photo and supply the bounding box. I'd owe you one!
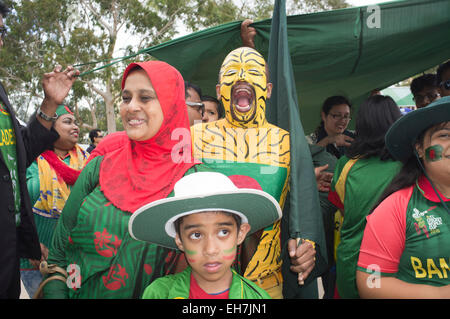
[175,211,243,293]
[185,249,197,255]
[425,144,443,162]
[222,246,237,260]
[184,249,198,263]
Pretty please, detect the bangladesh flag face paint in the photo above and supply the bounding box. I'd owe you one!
[185,249,198,263]
[222,246,237,261]
[425,145,443,162]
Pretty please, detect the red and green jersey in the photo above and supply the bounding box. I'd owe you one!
[44,156,182,298]
[328,155,401,298]
[142,266,270,299]
[358,175,450,287]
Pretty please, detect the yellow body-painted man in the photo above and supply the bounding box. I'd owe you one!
[191,47,315,298]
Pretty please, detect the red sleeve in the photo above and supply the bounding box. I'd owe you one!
[357,186,413,274]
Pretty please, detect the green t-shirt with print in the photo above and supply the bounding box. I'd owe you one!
[0,102,21,226]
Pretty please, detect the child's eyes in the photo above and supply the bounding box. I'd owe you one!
[188,229,231,240]
[189,232,202,240]
[218,229,229,237]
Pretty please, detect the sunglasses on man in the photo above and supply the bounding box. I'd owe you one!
[186,101,205,115]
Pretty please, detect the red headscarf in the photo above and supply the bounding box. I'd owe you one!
[98,61,195,213]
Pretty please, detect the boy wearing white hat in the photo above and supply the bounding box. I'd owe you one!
[129,172,282,299]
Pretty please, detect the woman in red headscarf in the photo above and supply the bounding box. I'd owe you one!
[41,61,197,298]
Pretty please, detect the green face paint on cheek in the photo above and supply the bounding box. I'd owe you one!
[425,145,443,162]
[223,247,235,254]
[184,249,197,263]
[222,246,236,260]
[185,249,197,255]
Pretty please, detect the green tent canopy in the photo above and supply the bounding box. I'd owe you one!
[145,0,450,134]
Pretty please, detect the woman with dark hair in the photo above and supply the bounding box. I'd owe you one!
[306,95,355,159]
[328,95,402,298]
[20,105,88,298]
[356,97,450,298]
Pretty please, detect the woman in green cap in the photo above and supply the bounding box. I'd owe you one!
[356,96,450,298]
[20,105,87,298]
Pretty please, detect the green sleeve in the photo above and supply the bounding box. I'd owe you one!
[26,161,40,206]
[43,156,103,299]
[141,277,171,299]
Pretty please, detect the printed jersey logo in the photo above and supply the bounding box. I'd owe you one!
[412,207,442,238]
[94,228,122,258]
[102,264,128,290]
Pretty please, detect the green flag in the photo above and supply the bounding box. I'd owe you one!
[266,0,328,298]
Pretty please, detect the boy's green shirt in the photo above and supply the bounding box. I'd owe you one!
[142,266,271,299]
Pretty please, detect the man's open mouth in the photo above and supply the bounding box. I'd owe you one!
[232,85,255,113]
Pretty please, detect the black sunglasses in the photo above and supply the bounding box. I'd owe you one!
[440,79,450,90]
[0,26,7,40]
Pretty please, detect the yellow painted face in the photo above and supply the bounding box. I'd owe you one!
[218,47,268,128]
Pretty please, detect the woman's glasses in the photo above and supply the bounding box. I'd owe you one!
[329,113,351,121]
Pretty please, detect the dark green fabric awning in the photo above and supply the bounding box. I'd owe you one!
[146,0,450,134]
